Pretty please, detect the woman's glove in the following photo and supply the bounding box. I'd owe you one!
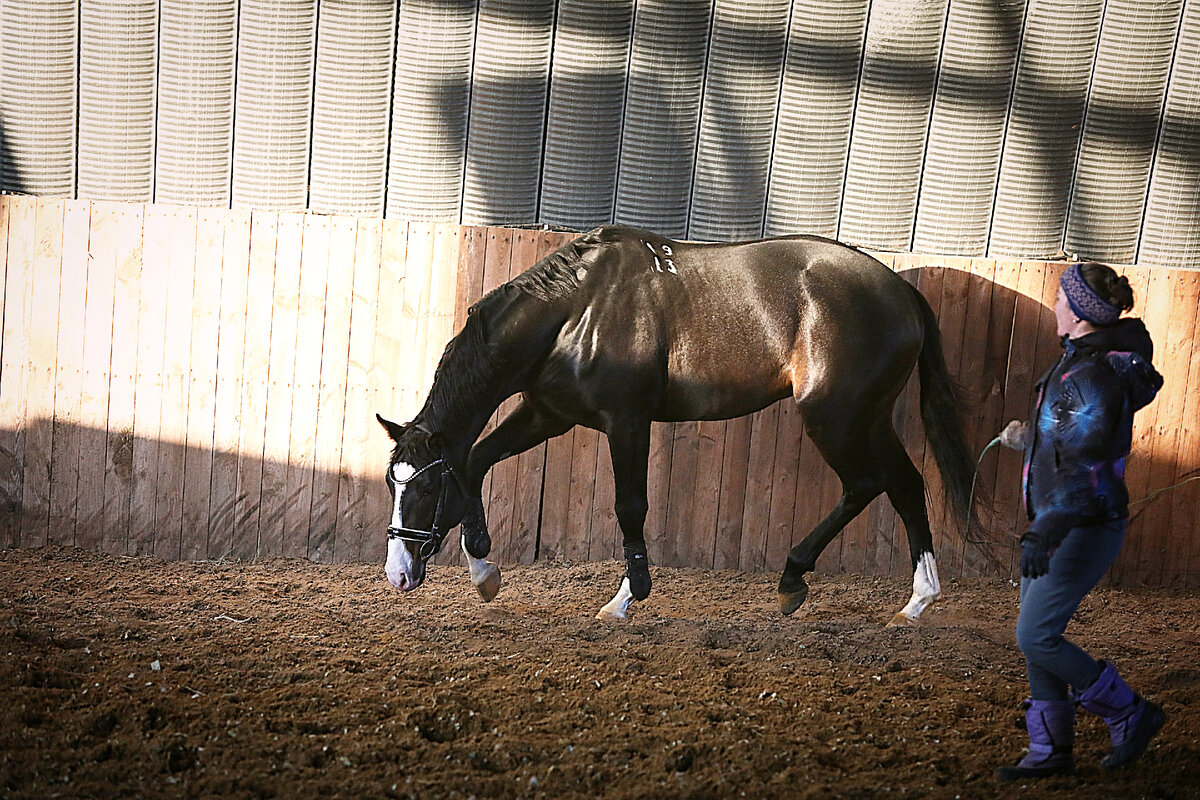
[999,419,1029,450]
[1019,530,1051,579]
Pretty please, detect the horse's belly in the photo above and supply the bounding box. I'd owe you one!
[660,360,791,421]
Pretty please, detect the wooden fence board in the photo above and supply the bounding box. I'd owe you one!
[335,217,383,564]
[765,400,804,572]
[970,258,1020,572]
[258,213,304,559]
[0,197,35,548]
[20,199,67,548]
[208,209,252,560]
[282,215,330,559]
[75,203,119,552]
[100,205,144,555]
[233,212,279,560]
[662,422,700,567]
[689,418,727,569]
[362,219,409,565]
[714,414,752,570]
[308,215,357,563]
[47,201,90,546]
[1121,267,1171,585]
[739,403,781,572]
[1171,281,1200,587]
[154,207,198,561]
[180,209,225,560]
[1142,270,1200,586]
[400,222,435,420]
[991,260,1049,573]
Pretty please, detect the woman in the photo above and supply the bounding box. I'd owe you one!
[996,261,1166,781]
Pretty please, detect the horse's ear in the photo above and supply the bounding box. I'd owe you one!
[376,413,406,442]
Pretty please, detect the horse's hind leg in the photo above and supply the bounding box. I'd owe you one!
[876,428,941,627]
[778,408,886,615]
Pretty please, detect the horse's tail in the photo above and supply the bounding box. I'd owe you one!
[909,283,977,533]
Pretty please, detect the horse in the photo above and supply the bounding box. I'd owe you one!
[377,224,975,625]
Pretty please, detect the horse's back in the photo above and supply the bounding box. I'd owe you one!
[544,226,925,421]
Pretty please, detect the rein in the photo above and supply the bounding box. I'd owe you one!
[385,458,465,561]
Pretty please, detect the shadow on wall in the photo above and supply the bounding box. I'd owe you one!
[450,2,1197,254]
[0,418,393,567]
[0,116,24,194]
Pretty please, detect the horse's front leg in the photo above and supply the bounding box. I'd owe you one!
[463,398,572,601]
[596,419,652,622]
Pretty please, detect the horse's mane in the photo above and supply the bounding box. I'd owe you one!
[411,231,599,435]
[485,229,598,304]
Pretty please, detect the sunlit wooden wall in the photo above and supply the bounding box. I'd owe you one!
[1,196,1196,586]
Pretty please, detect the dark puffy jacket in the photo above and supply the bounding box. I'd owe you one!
[1023,318,1163,546]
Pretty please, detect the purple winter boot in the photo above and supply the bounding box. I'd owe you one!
[1077,660,1166,770]
[996,699,1077,782]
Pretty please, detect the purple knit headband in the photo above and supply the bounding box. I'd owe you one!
[1060,263,1122,326]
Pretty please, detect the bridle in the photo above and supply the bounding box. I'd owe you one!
[385,458,466,562]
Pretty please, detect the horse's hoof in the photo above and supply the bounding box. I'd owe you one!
[886,612,918,628]
[778,590,808,616]
[595,607,627,623]
[473,563,502,603]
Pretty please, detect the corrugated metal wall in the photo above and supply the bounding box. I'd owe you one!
[2,0,1198,265]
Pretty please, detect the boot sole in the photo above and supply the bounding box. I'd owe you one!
[1102,703,1166,770]
[996,763,1077,782]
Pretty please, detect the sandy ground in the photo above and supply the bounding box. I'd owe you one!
[1,546,1196,800]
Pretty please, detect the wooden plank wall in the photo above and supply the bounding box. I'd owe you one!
[1,196,1197,586]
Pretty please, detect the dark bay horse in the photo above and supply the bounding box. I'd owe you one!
[377,225,974,624]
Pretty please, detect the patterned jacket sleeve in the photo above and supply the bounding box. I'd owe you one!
[1027,358,1126,546]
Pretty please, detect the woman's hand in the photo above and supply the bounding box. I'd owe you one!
[999,419,1029,450]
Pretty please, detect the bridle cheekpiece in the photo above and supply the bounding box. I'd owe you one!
[385,458,465,562]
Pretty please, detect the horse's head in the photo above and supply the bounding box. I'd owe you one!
[376,414,468,592]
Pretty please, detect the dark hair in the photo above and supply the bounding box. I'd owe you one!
[1079,261,1135,312]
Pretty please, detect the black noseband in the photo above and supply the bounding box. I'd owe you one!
[385,459,464,561]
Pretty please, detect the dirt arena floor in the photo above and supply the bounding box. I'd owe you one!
[1,546,1196,800]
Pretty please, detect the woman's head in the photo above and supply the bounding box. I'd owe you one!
[1055,262,1134,337]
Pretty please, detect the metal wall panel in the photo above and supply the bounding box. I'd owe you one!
[386,0,477,221]
[614,0,712,239]
[310,0,397,217]
[0,0,77,196]
[538,0,634,231]
[838,0,947,251]
[231,0,318,211]
[156,0,238,207]
[78,0,158,202]
[988,0,1102,258]
[689,0,791,241]
[765,0,869,239]
[461,0,555,225]
[1065,0,1183,263]
[1140,2,1200,268]
[912,0,1024,256]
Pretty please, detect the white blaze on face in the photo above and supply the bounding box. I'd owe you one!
[386,462,417,590]
[897,550,942,622]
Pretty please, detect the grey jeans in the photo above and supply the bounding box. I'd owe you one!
[1017,519,1126,700]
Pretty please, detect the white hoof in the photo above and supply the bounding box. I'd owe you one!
[596,577,634,621]
[886,611,919,628]
[472,562,502,603]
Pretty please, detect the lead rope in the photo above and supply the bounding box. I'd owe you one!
[967,436,1200,544]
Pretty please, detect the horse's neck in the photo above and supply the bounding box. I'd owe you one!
[417,291,562,458]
